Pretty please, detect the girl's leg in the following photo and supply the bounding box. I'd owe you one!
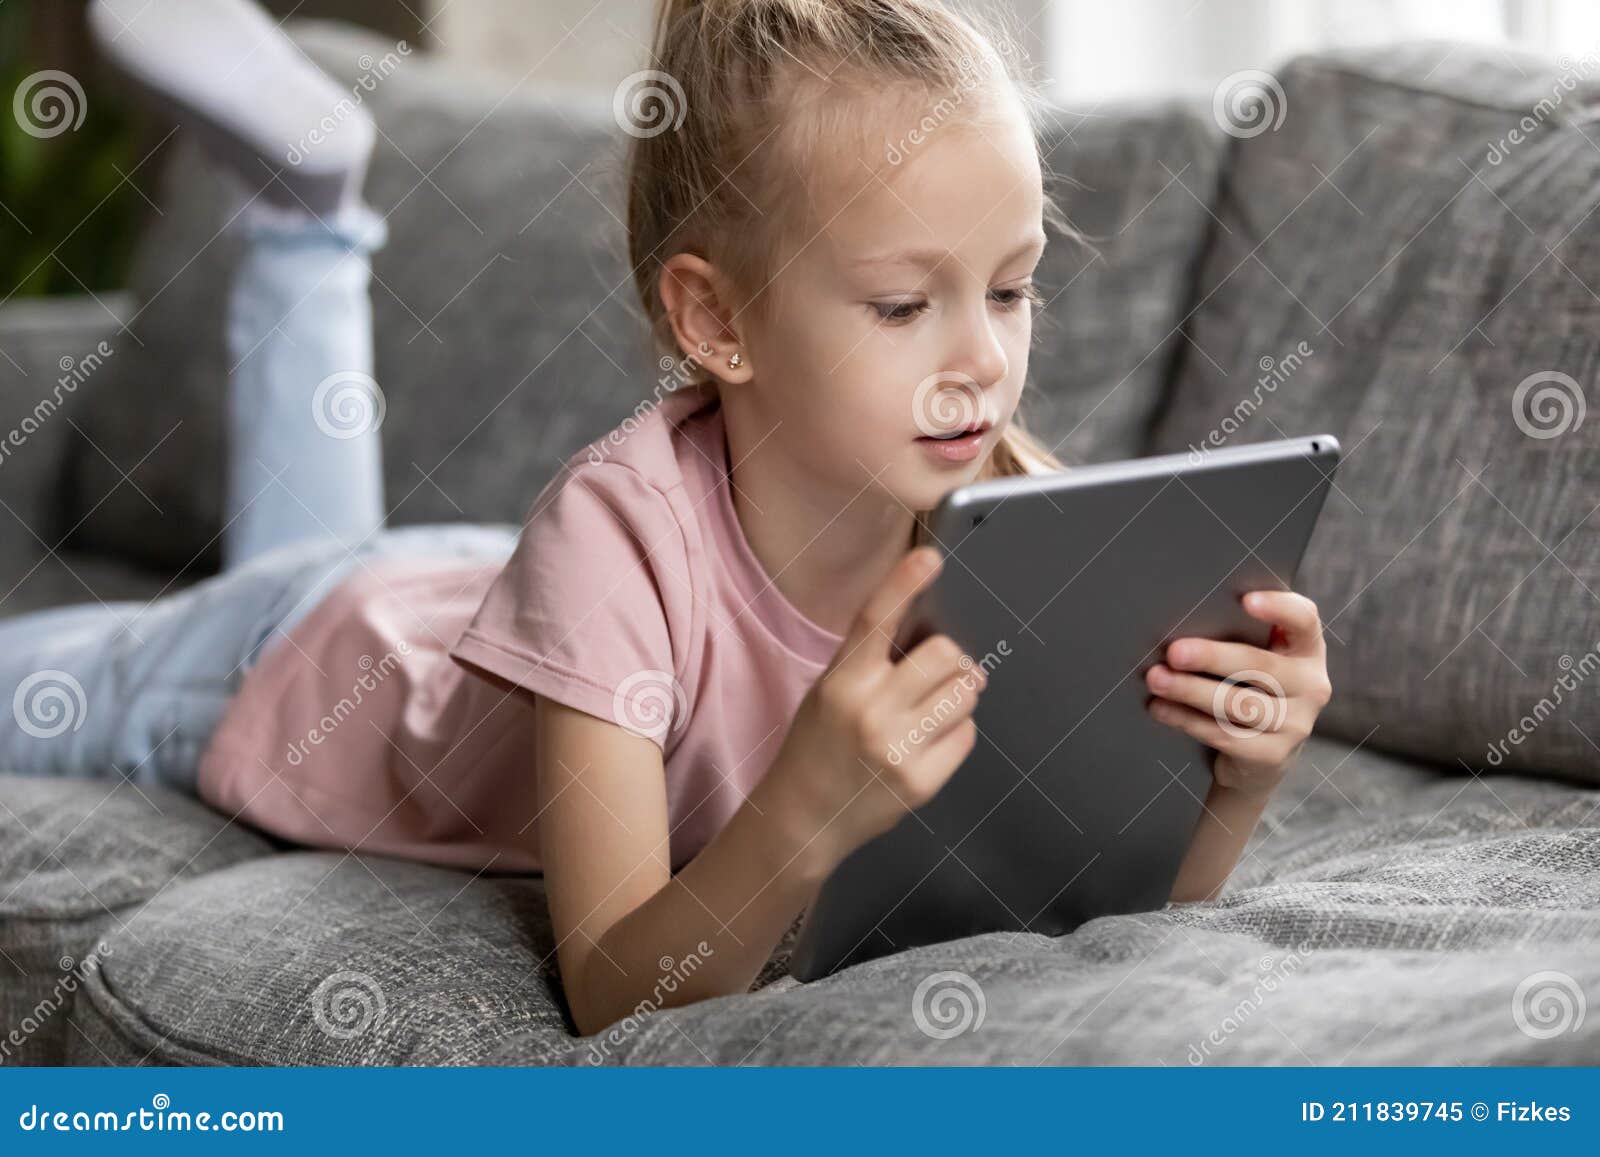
[0,538,352,797]
[0,2,516,799]
[88,0,387,569]
[222,202,389,570]
[0,524,518,797]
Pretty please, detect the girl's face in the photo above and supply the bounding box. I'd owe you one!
[737,98,1047,516]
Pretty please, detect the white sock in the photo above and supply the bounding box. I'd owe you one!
[88,0,376,216]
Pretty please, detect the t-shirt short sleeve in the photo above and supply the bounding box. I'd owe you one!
[448,463,696,751]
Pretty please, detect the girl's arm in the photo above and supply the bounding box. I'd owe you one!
[533,694,829,1037]
[1167,776,1273,902]
[532,546,981,1036]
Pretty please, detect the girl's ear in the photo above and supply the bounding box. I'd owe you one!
[658,253,754,385]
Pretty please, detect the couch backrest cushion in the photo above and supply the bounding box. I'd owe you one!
[1147,42,1600,782]
[66,20,1221,574]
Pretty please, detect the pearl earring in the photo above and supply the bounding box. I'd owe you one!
[727,351,743,369]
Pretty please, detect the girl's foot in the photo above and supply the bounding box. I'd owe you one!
[87,0,376,217]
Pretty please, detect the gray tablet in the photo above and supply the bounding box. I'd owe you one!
[788,433,1342,981]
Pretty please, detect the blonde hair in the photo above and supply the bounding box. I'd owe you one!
[625,0,1071,544]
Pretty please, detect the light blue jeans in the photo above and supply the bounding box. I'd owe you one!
[0,203,515,798]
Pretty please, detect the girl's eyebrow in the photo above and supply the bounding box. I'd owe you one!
[848,231,1048,270]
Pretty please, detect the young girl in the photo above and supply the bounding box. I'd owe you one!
[3,0,1332,1037]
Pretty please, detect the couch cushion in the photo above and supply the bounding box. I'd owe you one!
[67,21,1223,573]
[0,773,273,1064]
[1146,42,1600,783]
[67,851,580,1066]
[1023,100,1222,463]
[490,734,1600,1065]
[14,732,1597,1067]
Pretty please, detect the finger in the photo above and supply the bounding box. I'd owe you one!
[908,664,986,730]
[878,665,985,773]
[889,633,983,704]
[1146,665,1287,732]
[1165,637,1287,683]
[834,546,943,676]
[917,715,981,782]
[1146,698,1236,751]
[1242,590,1325,658]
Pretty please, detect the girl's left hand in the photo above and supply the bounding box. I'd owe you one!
[1143,590,1333,799]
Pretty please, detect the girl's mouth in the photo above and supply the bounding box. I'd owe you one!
[916,427,988,463]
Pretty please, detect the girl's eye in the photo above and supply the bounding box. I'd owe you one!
[871,283,1041,324]
[872,300,927,324]
[992,282,1044,310]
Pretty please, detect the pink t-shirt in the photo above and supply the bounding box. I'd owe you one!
[195,381,845,873]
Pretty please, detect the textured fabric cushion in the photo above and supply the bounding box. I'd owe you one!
[14,699,1587,1066]
[7,731,1597,1066]
[1022,101,1222,463]
[0,293,133,559]
[0,774,273,1064]
[1146,42,1600,783]
[490,734,1600,1065]
[67,852,579,1066]
[66,21,1221,572]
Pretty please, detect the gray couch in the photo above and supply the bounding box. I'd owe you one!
[2,23,1597,1065]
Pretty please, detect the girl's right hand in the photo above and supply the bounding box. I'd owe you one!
[758,545,988,878]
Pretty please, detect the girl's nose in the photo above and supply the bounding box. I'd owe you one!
[955,305,1009,393]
